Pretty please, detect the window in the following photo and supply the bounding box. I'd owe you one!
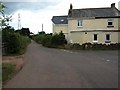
[105,34,111,43]
[93,34,98,42]
[78,20,83,27]
[107,19,113,26]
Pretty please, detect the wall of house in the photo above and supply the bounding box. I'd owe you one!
[70,31,119,44]
[68,18,119,31]
[68,18,119,44]
[119,18,120,30]
[69,32,83,44]
[52,24,68,40]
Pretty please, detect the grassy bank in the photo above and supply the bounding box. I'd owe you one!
[2,63,16,84]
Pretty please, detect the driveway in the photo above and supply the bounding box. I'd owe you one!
[4,40,118,88]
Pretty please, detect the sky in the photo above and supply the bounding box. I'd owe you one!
[2,0,120,34]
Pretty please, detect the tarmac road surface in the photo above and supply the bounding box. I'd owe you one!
[4,40,118,88]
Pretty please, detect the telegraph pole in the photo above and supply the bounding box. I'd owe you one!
[18,13,21,30]
[42,24,43,31]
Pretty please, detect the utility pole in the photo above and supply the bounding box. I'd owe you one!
[18,13,21,30]
[42,24,43,31]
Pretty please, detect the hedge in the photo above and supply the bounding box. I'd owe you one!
[2,28,31,54]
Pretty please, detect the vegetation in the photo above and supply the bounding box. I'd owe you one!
[65,43,120,50]
[33,31,67,48]
[2,26,31,55]
[1,1,31,55]
[2,63,16,84]
[0,2,12,29]
[15,28,30,37]
[1,2,31,85]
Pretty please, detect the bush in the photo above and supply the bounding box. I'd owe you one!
[65,43,120,50]
[33,31,67,48]
[2,27,31,54]
[51,32,67,46]
[42,35,52,47]
[33,34,45,44]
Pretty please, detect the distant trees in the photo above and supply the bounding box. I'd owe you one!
[38,31,45,35]
[15,28,30,37]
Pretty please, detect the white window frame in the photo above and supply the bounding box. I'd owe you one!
[105,34,111,42]
[77,20,83,27]
[93,34,98,43]
[107,19,113,26]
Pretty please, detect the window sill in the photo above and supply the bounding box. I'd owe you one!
[105,41,111,43]
[93,41,98,43]
[107,26,114,28]
[77,26,83,28]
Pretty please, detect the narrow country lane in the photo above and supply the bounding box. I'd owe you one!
[4,40,118,88]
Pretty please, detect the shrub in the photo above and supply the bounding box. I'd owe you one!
[2,28,31,54]
[65,43,120,50]
[33,31,67,48]
[33,34,45,44]
[42,35,52,47]
[51,31,67,46]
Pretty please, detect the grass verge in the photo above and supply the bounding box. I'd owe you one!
[2,63,16,85]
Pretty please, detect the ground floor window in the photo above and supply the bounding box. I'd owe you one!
[93,34,98,42]
[105,34,111,43]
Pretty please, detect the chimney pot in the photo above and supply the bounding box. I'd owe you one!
[70,3,73,10]
[111,3,115,8]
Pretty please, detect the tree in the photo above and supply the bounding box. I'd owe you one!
[16,28,30,37]
[0,2,12,29]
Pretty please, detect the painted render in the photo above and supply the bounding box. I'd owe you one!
[52,24,68,40]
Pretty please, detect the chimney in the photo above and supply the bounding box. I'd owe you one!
[70,3,73,10]
[68,4,73,17]
[111,3,115,8]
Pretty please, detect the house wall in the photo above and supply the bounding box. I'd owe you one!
[68,18,119,31]
[52,24,68,40]
[68,18,119,44]
[70,32,119,44]
[119,18,120,30]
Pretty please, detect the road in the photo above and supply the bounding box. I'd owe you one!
[4,40,118,88]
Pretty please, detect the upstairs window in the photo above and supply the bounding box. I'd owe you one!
[107,19,114,27]
[78,20,83,27]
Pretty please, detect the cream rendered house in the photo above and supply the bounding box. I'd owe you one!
[52,3,120,44]
[52,16,68,40]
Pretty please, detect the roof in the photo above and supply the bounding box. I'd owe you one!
[68,7,120,18]
[52,16,68,24]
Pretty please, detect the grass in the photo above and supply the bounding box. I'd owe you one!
[2,63,16,84]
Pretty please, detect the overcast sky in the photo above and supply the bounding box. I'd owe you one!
[3,0,120,34]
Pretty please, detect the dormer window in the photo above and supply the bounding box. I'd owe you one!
[61,19,64,22]
[78,20,83,27]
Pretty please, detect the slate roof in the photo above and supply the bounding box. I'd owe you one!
[52,16,68,24]
[68,7,120,18]
[52,4,120,24]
